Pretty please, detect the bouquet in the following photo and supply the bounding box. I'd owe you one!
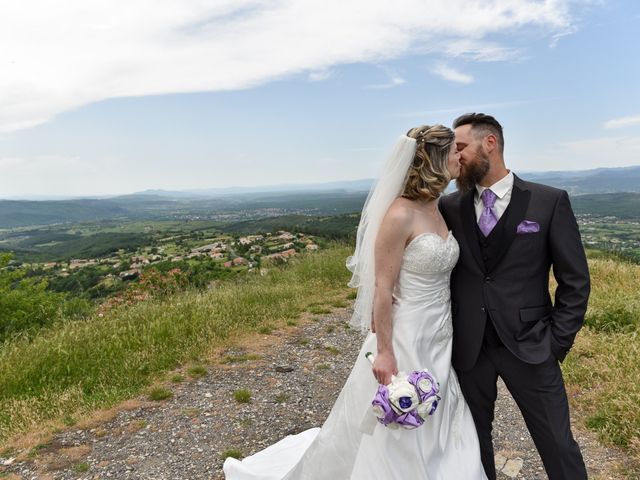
[365,352,440,429]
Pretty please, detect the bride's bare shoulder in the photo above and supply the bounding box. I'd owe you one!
[382,197,415,227]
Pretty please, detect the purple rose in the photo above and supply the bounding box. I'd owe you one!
[408,370,439,402]
[395,409,424,429]
[371,385,397,426]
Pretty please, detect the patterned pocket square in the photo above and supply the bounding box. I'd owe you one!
[517,220,540,234]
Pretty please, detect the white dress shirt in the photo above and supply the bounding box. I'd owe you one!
[474,171,514,222]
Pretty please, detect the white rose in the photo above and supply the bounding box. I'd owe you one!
[418,378,433,394]
[387,378,419,414]
[417,397,438,420]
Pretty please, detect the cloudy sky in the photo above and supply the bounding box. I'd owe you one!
[1,0,639,198]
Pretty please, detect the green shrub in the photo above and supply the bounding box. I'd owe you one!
[0,254,66,342]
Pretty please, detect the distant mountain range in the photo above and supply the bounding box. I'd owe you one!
[1,166,638,228]
[516,166,640,195]
[135,165,640,197]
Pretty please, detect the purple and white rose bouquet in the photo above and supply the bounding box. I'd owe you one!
[366,352,440,430]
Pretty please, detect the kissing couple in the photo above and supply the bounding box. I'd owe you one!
[224,113,590,479]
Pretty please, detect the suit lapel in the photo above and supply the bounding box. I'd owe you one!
[486,175,531,271]
[460,189,485,272]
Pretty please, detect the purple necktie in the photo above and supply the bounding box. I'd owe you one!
[478,189,498,237]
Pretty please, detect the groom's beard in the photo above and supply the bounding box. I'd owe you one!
[456,148,490,193]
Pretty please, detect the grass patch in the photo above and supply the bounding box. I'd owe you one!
[307,305,331,315]
[170,374,184,383]
[28,442,50,458]
[346,290,357,300]
[316,364,330,371]
[295,337,309,346]
[147,387,173,401]
[233,389,252,404]
[274,393,290,404]
[257,326,273,334]
[187,365,207,379]
[222,448,242,460]
[73,462,90,473]
[62,414,76,427]
[583,257,640,333]
[286,320,298,326]
[324,346,340,355]
[325,325,335,333]
[560,254,640,469]
[0,245,351,443]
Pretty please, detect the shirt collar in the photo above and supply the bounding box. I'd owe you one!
[475,171,514,200]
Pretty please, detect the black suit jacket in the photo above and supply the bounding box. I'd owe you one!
[440,175,590,371]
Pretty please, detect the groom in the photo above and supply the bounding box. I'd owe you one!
[440,113,590,480]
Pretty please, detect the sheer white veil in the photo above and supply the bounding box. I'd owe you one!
[346,135,417,332]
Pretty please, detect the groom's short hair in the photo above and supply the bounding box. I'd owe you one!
[453,113,504,154]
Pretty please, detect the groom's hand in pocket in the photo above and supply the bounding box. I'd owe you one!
[372,351,398,385]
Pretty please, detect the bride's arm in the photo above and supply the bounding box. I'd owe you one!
[371,203,412,385]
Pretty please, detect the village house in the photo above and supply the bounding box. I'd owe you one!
[232,257,248,266]
[280,249,297,259]
[69,259,97,269]
[276,231,295,241]
[238,235,264,245]
[192,242,225,253]
[130,255,149,265]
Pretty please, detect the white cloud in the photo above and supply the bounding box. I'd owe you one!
[432,64,474,84]
[1,0,574,132]
[603,115,640,129]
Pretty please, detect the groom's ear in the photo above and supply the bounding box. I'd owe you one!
[483,133,498,153]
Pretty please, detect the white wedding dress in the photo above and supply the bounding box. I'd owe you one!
[224,232,487,479]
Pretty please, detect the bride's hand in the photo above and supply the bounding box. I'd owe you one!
[372,351,398,385]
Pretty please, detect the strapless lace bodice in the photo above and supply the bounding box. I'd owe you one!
[401,231,459,273]
[393,232,459,307]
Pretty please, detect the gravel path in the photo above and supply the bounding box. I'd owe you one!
[1,307,634,479]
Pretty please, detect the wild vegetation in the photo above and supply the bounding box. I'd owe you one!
[0,243,638,474]
[0,245,352,444]
[562,252,640,467]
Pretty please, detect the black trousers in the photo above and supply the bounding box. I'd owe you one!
[456,322,587,480]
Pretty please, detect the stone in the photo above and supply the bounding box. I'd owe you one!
[494,452,508,470]
[501,457,524,478]
[275,366,294,373]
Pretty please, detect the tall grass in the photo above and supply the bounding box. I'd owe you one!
[0,245,352,443]
[563,255,640,465]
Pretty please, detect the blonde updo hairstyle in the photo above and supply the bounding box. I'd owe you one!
[403,124,454,201]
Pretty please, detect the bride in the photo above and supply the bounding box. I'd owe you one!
[224,125,487,479]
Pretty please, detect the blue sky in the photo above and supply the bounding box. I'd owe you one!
[1,0,639,198]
